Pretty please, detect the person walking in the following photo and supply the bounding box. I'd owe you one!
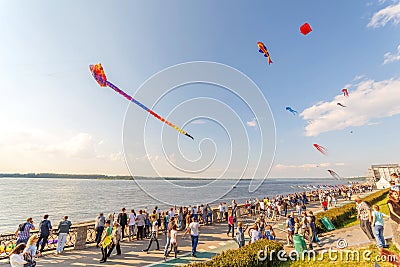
[128,209,137,242]
[95,213,105,248]
[15,218,35,245]
[37,214,52,254]
[206,204,212,225]
[371,205,389,248]
[165,224,179,259]
[136,210,145,240]
[183,217,201,257]
[117,208,128,240]
[355,196,375,241]
[227,212,235,238]
[163,217,176,260]
[142,215,160,253]
[56,216,72,255]
[235,222,248,248]
[107,221,122,257]
[99,220,112,263]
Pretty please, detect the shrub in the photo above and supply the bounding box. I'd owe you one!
[185,239,284,267]
[316,189,390,233]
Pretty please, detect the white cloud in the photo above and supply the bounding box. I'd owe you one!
[191,120,207,125]
[301,78,400,136]
[275,163,331,170]
[368,2,400,28]
[45,133,95,157]
[383,44,400,64]
[246,118,257,127]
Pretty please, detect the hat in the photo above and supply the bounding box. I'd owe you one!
[391,185,400,192]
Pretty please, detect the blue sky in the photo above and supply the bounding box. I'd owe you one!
[0,0,399,178]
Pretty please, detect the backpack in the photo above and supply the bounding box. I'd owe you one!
[39,220,50,235]
[19,222,27,232]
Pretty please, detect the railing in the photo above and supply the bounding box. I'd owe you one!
[0,222,97,259]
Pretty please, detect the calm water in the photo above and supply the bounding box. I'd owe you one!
[0,177,343,233]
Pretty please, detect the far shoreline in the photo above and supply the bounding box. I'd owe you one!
[0,173,366,181]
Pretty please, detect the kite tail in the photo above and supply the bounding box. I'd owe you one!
[106,81,133,101]
[268,57,273,65]
[105,81,193,140]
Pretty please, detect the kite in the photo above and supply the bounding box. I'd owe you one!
[337,103,346,107]
[327,170,341,180]
[285,106,298,115]
[300,22,312,35]
[257,42,273,65]
[313,143,328,155]
[89,63,194,140]
[342,88,349,97]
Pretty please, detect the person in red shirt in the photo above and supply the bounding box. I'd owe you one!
[227,212,235,238]
[321,199,328,211]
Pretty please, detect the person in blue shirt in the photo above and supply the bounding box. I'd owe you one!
[372,205,389,248]
[15,217,35,245]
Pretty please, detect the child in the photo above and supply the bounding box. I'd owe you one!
[265,225,276,240]
[235,222,248,248]
[372,205,389,248]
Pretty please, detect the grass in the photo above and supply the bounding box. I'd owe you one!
[341,195,390,228]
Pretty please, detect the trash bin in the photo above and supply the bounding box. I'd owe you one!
[321,216,335,231]
[293,234,307,254]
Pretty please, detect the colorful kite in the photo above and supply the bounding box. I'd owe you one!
[300,23,312,35]
[257,42,273,65]
[285,106,298,115]
[89,63,194,140]
[337,103,346,107]
[327,169,341,180]
[313,143,328,155]
[342,88,349,97]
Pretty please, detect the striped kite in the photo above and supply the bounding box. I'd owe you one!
[89,63,194,140]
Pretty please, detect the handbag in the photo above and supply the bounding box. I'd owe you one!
[102,236,112,248]
[23,254,36,267]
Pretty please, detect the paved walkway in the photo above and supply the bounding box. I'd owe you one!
[0,190,381,266]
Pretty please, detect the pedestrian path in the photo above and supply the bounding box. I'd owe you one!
[0,190,380,266]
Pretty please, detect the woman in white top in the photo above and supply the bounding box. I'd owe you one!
[249,224,261,244]
[165,224,179,259]
[128,209,137,242]
[9,243,27,267]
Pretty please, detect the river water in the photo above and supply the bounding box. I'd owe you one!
[0,177,344,233]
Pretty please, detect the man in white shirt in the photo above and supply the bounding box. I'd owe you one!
[183,217,201,257]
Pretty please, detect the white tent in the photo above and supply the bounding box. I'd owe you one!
[376,177,390,189]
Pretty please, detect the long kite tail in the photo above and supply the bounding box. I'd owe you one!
[105,81,193,140]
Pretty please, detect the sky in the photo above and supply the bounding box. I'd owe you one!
[0,0,399,178]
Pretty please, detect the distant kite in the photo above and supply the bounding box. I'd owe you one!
[257,42,273,65]
[342,88,349,97]
[89,63,194,140]
[300,23,312,35]
[313,144,328,155]
[285,107,298,115]
[337,103,346,107]
[327,170,341,180]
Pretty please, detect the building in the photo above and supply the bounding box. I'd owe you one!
[366,164,400,183]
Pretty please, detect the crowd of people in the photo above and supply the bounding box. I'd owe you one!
[8,181,382,266]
